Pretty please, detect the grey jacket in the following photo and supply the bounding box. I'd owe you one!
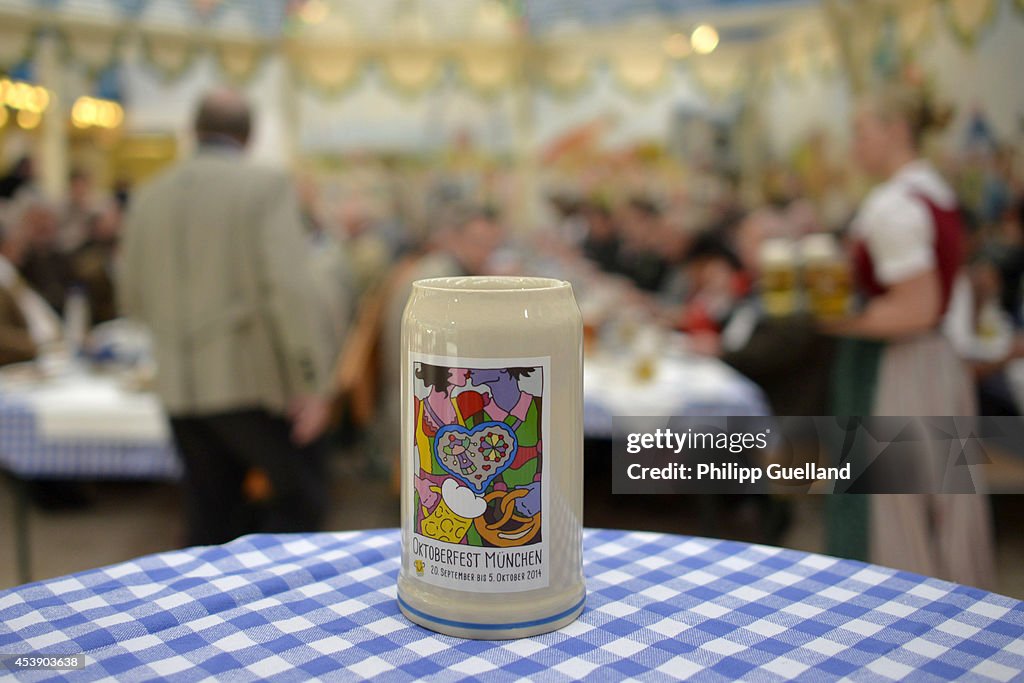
[117,149,328,416]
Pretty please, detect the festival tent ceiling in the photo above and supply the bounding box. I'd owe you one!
[0,0,1011,99]
[0,0,826,98]
[0,0,810,39]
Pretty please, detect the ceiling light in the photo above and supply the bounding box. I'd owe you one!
[691,24,719,55]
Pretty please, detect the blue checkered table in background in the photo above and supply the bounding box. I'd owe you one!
[0,388,180,586]
[1,529,1022,681]
[0,395,180,481]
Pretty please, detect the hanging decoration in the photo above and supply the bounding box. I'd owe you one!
[286,44,364,98]
[214,38,267,83]
[284,2,364,96]
[610,46,668,96]
[457,0,519,94]
[140,31,198,81]
[537,46,593,97]
[943,0,998,48]
[380,48,443,96]
[472,0,518,41]
[61,24,124,77]
[456,47,518,96]
[377,0,441,97]
[0,0,1014,107]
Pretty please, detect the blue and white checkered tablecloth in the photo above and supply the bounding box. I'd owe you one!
[0,395,180,481]
[1,529,1022,682]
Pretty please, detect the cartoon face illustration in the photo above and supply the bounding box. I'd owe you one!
[448,367,471,388]
[414,560,425,576]
[469,368,505,385]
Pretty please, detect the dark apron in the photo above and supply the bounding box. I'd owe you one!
[825,337,884,561]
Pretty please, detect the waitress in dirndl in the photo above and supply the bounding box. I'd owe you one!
[826,83,995,589]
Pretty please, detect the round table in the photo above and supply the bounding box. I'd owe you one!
[1,530,1021,681]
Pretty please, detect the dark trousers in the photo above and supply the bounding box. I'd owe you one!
[170,409,327,547]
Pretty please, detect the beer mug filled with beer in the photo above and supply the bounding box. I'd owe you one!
[800,233,851,321]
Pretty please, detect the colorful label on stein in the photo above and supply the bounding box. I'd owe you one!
[408,353,550,593]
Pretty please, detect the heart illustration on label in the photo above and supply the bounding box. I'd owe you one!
[433,421,518,495]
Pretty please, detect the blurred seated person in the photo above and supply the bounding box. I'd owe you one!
[614,197,669,292]
[296,174,353,362]
[381,204,505,416]
[655,209,698,303]
[548,193,588,248]
[945,257,1024,415]
[989,197,1024,325]
[670,232,750,336]
[337,198,393,302]
[364,208,503,481]
[113,178,132,210]
[0,156,35,201]
[685,216,836,416]
[580,201,620,273]
[2,220,87,509]
[70,201,122,325]
[18,200,73,314]
[979,147,1014,230]
[59,168,98,252]
[0,222,60,366]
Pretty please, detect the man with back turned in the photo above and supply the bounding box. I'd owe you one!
[118,89,332,545]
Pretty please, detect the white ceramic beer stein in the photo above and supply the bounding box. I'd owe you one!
[397,276,585,639]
